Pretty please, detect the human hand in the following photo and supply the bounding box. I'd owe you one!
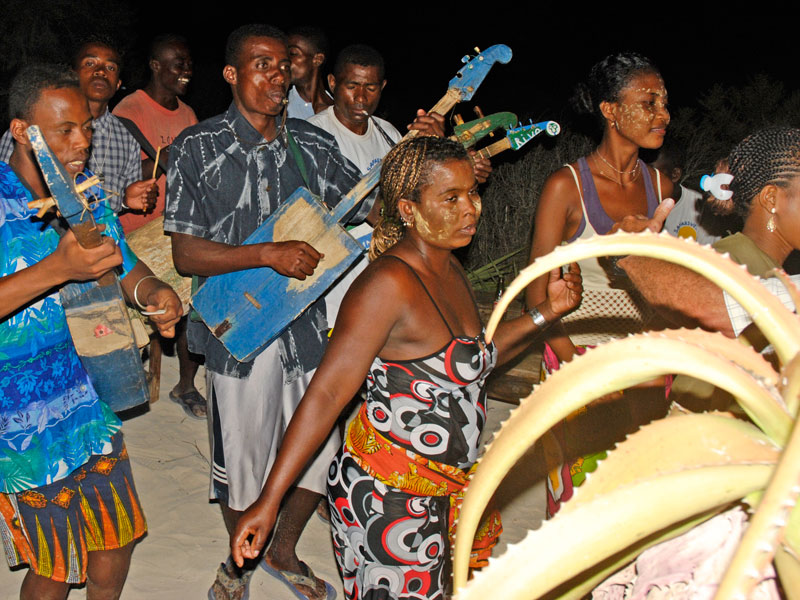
[264,241,323,279]
[231,503,277,567]
[609,198,674,234]
[53,228,122,282]
[540,263,582,320]
[407,109,446,138]
[143,285,182,338]
[124,179,157,213]
[469,149,492,184]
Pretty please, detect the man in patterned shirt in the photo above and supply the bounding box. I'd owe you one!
[0,36,157,214]
[165,23,364,600]
[0,63,180,600]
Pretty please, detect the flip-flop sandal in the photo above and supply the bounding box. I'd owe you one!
[169,389,207,420]
[260,560,336,600]
[208,558,252,600]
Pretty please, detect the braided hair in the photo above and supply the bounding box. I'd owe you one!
[573,52,660,130]
[727,127,800,218]
[369,136,470,260]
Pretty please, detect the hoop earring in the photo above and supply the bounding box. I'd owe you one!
[767,207,777,233]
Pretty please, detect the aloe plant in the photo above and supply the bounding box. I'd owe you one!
[453,232,800,600]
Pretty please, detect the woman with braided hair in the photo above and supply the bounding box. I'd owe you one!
[668,126,800,413]
[524,52,675,517]
[231,136,581,599]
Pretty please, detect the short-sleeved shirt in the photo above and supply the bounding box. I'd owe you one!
[0,162,138,493]
[164,103,363,379]
[113,90,199,231]
[0,110,142,213]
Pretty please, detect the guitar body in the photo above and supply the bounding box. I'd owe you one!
[60,279,150,412]
[28,125,150,413]
[191,187,364,362]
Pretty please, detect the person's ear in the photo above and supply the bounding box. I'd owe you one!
[327,73,336,93]
[149,58,160,75]
[757,184,778,214]
[223,65,237,86]
[312,52,325,68]
[397,198,415,226]
[9,118,31,146]
[599,100,618,130]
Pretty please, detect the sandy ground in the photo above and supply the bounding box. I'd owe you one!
[1,352,546,599]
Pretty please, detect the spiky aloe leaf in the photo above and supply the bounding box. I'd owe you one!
[774,546,800,600]
[716,362,800,598]
[451,335,789,589]
[454,413,779,599]
[487,232,800,365]
[544,508,725,600]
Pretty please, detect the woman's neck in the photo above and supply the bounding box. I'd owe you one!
[594,137,641,184]
[743,216,792,266]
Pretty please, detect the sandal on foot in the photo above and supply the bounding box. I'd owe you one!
[170,389,207,419]
[208,558,253,600]
[260,560,336,600]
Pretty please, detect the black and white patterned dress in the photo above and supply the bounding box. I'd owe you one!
[327,257,497,600]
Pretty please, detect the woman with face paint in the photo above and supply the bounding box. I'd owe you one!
[231,137,582,600]
[524,52,675,518]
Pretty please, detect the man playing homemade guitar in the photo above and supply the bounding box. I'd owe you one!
[0,63,181,600]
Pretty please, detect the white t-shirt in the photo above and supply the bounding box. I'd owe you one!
[663,185,720,246]
[308,106,401,174]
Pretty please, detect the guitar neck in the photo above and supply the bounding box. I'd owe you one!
[475,137,512,160]
[332,87,463,223]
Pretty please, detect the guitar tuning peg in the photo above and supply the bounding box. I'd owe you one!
[474,47,481,54]
[461,55,469,64]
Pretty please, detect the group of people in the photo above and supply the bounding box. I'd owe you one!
[2,20,800,600]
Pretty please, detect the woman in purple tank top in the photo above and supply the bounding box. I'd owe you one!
[524,52,675,517]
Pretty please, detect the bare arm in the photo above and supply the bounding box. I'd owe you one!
[525,168,583,363]
[119,261,182,338]
[619,255,734,336]
[494,263,582,364]
[230,262,407,566]
[171,232,322,280]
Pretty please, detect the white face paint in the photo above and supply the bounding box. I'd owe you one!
[613,72,670,149]
[407,159,481,248]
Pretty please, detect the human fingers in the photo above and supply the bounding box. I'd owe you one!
[407,110,445,137]
[648,198,675,232]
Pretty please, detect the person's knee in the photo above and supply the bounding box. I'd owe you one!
[85,544,134,599]
[20,570,69,600]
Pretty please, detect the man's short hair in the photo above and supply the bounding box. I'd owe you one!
[333,44,385,81]
[9,63,80,121]
[287,26,329,62]
[149,33,189,63]
[72,34,124,71]
[225,24,287,68]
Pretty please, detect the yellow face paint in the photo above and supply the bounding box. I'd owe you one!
[407,159,480,248]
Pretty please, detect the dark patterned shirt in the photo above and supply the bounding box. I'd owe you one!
[0,109,142,212]
[164,102,363,379]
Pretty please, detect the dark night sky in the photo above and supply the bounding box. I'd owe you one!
[3,3,796,142]
[130,6,792,121]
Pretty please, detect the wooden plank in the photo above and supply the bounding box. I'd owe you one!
[191,188,364,362]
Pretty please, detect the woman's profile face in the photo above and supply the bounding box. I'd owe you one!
[405,158,481,249]
[611,71,670,149]
[773,175,800,251]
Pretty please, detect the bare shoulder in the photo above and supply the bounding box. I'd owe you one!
[538,164,582,210]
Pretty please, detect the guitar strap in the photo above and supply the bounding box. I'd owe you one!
[116,116,170,177]
[371,117,397,148]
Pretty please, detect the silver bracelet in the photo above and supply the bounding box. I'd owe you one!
[133,275,160,310]
[528,306,550,330]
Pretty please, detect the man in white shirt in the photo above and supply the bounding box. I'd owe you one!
[308,44,401,176]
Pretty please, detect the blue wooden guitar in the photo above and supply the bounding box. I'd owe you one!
[192,44,513,363]
[28,125,150,412]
